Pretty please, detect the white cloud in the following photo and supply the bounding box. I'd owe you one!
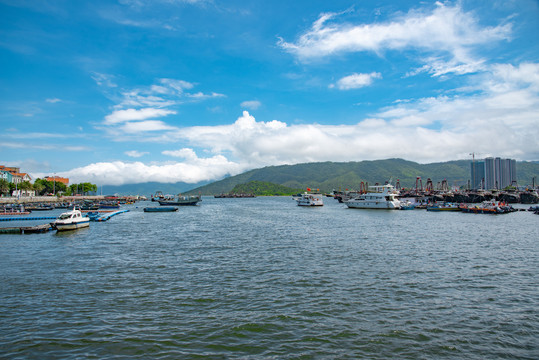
[46,98,62,103]
[162,148,198,159]
[120,120,176,133]
[104,108,177,124]
[333,72,382,90]
[279,2,511,76]
[125,150,148,158]
[77,62,538,186]
[63,157,246,185]
[240,100,262,110]
[92,72,117,87]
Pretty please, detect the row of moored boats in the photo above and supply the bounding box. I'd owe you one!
[294,184,522,214]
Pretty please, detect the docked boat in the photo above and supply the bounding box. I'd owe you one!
[345,184,401,209]
[151,191,166,202]
[144,206,178,212]
[459,201,516,214]
[158,194,202,206]
[294,192,324,206]
[399,200,416,210]
[426,202,461,211]
[51,208,90,231]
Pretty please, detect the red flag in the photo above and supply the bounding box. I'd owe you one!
[307,188,311,191]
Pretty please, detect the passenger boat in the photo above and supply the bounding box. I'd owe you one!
[144,206,178,212]
[426,202,461,211]
[294,192,324,206]
[345,184,401,209]
[158,194,202,206]
[51,208,90,231]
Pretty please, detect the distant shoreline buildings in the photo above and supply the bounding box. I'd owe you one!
[471,157,517,190]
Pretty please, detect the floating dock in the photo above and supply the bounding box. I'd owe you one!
[95,209,129,222]
[0,216,57,222]
[0,224,52,234]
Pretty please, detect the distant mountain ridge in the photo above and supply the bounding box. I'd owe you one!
[102,159,539,196]
[186,158,539,195]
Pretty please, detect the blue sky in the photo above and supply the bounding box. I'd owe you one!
[1,0,538,185]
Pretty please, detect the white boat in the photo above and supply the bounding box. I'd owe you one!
[345,184,401,209]
[52,208,90,231]
[295,192,324,206]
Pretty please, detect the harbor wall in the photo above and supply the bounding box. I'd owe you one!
[0,196,105,204]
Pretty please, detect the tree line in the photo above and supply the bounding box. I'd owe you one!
[0,178,97,196]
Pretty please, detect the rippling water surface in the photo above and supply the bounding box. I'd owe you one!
[1,197,538,359]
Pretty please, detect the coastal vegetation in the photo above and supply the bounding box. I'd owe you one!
[229,181,303,196]
[0,178,98,196]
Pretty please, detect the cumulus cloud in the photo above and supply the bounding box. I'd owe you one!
[63,156,246,185]
[278,2,511,76]
[240,100,262,110]
[332,72,382,90]
[104,108,177,124]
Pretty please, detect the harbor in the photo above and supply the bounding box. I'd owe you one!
[1,196,537,359]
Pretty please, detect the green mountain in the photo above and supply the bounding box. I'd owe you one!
[228,181,303,196]
[187,158,539,195]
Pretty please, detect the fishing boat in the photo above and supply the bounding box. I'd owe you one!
[51,208,90,231]
[144,206,178,212]
[294,192,324,206]
[399,200,416,210]
[426,202,461,211]
[345,184,401,209]
[1,205,31,215]
[158,194,202,206]
[151,191,166,202]
[459,201,515,214]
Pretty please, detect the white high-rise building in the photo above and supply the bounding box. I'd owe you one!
[480,157,517,190]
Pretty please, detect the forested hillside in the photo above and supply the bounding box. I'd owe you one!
[187,159,539,195]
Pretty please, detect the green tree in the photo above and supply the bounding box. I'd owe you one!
[70,182,97,195]
[33,178,66,195]
[0,179,10,196]
[33,181,45,195]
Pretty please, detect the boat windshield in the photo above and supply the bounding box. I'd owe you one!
[58,213,73,220]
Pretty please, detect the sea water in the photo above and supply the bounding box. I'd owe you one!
[1,197,538,359]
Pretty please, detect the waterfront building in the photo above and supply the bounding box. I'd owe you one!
[1,170,13,183]
[477,157,517,190]
[470,160,485,189]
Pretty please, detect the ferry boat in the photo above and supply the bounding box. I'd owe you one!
[51,208,90,231]
[345,184,401,209]
[295,192,324,206]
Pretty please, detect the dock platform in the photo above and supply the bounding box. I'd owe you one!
[0,224,52,234]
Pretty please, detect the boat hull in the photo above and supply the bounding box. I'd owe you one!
[158,200,200,206]
[144,207,178,212]
[345,201,400,209]
[295,193,324,206]
[54,220,90,231]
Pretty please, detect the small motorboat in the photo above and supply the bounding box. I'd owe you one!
[51,208,90,231]
[144,206,178,212]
